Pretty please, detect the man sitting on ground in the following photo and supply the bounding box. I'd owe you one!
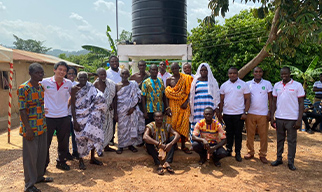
[302,96,322,134]
[192,107,227,167]
[143,111,180,175]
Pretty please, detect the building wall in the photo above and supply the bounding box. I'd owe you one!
[0,61,55,131]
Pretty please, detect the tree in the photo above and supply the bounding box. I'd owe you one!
[207,0,322,78]
[13,34,51,53]
[119,30,132,42]
[81,25,134,58]
[189,10,322,85]
[286,56,321,91]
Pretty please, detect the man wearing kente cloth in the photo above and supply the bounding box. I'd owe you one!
[192,107,227,167]
[143,111,180,175]
[165,62,193,154]
[71,72,107,170]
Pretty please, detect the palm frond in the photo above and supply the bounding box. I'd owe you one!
[82,45,111,56]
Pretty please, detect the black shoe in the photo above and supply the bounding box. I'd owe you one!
[56,163,70,171]
[288,163,296,171]
[271,160,283,166]
[66,153,74,161]
[306,129,314,134]
[226,150,232,157]
[72,152,79,160]
[214,161,221,167]
[235,153,242,162]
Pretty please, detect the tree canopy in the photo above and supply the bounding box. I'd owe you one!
[207,0,322,78]
[189,10,322,85]
[13,34,51,53]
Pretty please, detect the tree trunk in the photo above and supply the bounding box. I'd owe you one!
[238,7,281,79]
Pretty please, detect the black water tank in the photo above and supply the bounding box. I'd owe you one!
[132,0,187,44]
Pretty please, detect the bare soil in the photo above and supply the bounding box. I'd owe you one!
[0,126,321,192]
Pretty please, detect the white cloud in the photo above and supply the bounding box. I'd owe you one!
[0,2,6,11]
[69,12,91,31]
[94,0,115,12]
[0,20,107,51]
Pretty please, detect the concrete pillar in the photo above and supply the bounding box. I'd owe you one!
[119,55,129,70]
[131,59,139,74]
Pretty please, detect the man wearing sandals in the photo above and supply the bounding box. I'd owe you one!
[114,69,145,154]
[192,107,227,167]
[18,63,53,192]
[71,72,107,170]
[143,111,180,175]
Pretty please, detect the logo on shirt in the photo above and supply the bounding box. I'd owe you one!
[64,87,69,89]
[262,86,265,90]
[47,86,54,89]
[237,85,241,89]
[289,89,295,91]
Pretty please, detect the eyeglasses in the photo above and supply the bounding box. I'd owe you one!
[67,73,76,75]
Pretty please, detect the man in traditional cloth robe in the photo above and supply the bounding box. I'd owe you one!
[71,72,107,170]
[165,63,193,154]
[114,69,145,154]
[94,68,116,152]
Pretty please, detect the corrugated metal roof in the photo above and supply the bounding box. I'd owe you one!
[13,49,84,68]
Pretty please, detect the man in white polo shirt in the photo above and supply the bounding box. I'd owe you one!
[157,61,172,86]
[42,61,73,171]
[271,66,304,171]
[106,55,121,145]
[245,67,272,164]
[219,67,250,162]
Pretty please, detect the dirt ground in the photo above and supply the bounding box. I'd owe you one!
[0,126,321,192]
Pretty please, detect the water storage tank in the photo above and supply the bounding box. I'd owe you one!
[132,0,187,44]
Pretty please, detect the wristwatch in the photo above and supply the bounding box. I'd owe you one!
[244,111,248,115]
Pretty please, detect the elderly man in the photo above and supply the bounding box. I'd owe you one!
[71,72,107,170]
[94,68,116,152]
[115,69,145,154]
[165,62,193,154]
[271,67,305,171]
[18,63,53,192]
[143,111,180,175]
[129,60,150,87]
[192,107,227,166]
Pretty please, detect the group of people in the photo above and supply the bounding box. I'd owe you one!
[20,55,316,191]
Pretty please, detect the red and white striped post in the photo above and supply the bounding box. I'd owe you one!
[7,62,13,143]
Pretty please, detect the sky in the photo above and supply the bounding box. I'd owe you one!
[0,0,259,51]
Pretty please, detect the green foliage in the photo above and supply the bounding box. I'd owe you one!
[190,10,278,84]
[189,9,322,97]
[208,0,322,58]
[59,53,108,74]
[118,30,132,42]
[13,34,51,53]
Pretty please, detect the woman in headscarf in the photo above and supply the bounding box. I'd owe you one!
[189,63,220,141]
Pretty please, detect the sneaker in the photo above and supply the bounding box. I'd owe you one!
[56,163,70,171]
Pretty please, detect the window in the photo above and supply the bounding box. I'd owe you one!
[0,71,16,90]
